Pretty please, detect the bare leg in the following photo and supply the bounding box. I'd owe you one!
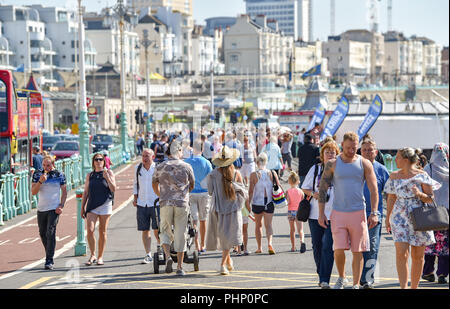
[289,220,296,250]
[395,242,410,289]
[243,223,248,252]
[264,213,274,248]
[254,213,263,253]
[199,220,207,251]
[352,252,364,286]
[410,246,426,289]
[334,249,346,278]
[86,212,98,258]
[142,230,152,254]
[97,215,111,262]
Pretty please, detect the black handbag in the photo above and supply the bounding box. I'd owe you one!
[411,195,449,232]
[297,164,319,222]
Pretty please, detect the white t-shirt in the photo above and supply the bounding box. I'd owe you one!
[133,163,159,207]
[301,164,334,220]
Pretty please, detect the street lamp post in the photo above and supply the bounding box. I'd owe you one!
[104,0,138,154]
[141,29,156,147]
[77,0,91,178]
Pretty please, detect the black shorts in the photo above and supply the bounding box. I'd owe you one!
[252,202,275,214]
[137,206,160,231]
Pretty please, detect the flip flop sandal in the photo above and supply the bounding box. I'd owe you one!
[85,257,97,266]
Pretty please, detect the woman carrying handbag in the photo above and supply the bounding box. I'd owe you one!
[384,147,441,289]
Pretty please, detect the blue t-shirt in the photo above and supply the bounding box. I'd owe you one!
[364,161,390,218]
[32,154,43,171]
[32,169,66,212]
[184,155,213,193]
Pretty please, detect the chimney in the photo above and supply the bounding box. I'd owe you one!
[255,15,267,28]
[267,19,278,32]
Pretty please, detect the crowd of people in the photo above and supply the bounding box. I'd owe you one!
[30,124,449,289]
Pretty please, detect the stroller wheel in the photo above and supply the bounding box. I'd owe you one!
[153,252,159,274]
[193,250,199,271]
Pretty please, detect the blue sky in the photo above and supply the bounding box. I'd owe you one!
[1,0,448,46]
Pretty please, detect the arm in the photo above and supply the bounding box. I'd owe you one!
[31,173,47,195]
[385,193,397,234]
[318,160,336,228]
[104,169,116,193]
[363,159,379,229]
[81,173,90,219]
[152,180,160,197]
[246,173,256,212]
[55,184,67,215]
[133,166,138,207]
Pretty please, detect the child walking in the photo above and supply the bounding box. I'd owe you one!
[286,172,306,253]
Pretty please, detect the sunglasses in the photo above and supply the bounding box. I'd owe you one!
[94,158,104,162]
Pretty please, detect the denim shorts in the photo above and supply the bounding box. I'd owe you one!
[137,205,160,231]
[252,202,275,214]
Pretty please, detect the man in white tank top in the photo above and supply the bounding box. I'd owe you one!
[318,132,379,289]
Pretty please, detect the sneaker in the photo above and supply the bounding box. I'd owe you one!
[362,282,374,289]
[319,282,331,289]
[220,265,229,275]
[176,269,186,276]
[142,254,153,264]
[438,276,447,284]
[165,258,174,273]
[44,263,54,270]
[422,273,436,282]
[243,250,250,256]
[333,277,348,289]
[300,242,306,253]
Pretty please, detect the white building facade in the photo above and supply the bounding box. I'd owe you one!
[245,0,311,42]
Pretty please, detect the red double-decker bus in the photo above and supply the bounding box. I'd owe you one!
[0,70,43,175]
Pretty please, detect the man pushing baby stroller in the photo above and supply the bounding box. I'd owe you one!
[152,140,196,276]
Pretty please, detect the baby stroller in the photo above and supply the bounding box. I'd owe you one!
[153,198,200,274]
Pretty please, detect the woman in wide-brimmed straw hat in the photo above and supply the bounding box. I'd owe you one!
[206,146,248,275]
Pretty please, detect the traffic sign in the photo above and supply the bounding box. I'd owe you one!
[86,97,92,107]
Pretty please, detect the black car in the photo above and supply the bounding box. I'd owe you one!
[92,134,115,152]
[42,135,62,151]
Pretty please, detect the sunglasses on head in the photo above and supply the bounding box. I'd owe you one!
[94,158,104,162]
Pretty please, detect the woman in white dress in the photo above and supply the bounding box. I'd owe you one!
[385,147,440,289]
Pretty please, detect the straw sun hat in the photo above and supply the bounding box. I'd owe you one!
[212,146,240,168]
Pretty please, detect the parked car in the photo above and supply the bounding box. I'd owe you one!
[92,134,115,153]
[42,135,62,151]
[51,141,80,160]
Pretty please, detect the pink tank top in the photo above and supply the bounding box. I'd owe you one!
[287,187,304,211]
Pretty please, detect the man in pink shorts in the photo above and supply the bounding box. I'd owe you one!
[318,132,379,289]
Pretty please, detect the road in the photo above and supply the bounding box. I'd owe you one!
[0,156,447,292]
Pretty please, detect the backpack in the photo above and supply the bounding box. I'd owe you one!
[155,141,166,161]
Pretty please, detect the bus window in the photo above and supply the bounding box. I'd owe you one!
[0,137,11,174]
[0,80,7,133]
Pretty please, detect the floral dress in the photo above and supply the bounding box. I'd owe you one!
[384,173,441,247]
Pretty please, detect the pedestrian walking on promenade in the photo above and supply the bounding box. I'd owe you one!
[301,141,339,289]
[241,136,257,186]
[247,152,280,255]
[154,134,168,164]
[152,140,195,276]
[318,132,379,289]
[185,139,213,253]
[261,136,283,178]
[81,153,116,266]
[31,155,67,270]
[421,143,449,285]
[201,134,214,163]
[297,133,320,187]
[133,149,162,264]
[206,146,247,275]
[285,171,305,252]
[384,147,440,289]
[32,146,43,171]
[359,138,390,289]
[281,132,294,178]
[182,138,193,159]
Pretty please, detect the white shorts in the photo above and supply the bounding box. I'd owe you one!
[241,162,256,179]
[189,193,211,221]
[90,199,113,216]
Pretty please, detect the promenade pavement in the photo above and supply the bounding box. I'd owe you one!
[0,157,447,291]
